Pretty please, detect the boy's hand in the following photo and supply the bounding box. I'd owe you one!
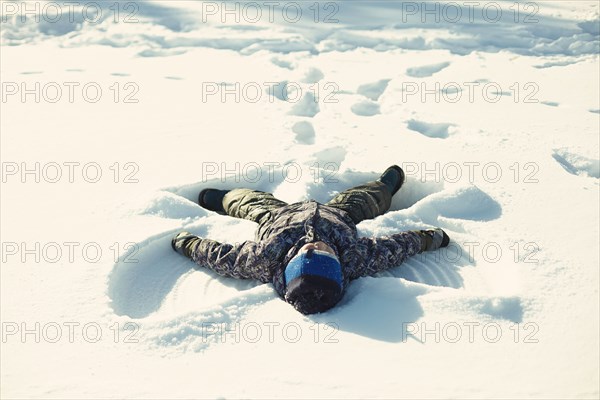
[171,231,198,257]
[418,228,450,252]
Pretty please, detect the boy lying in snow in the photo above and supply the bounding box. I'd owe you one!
[172,165,450,314]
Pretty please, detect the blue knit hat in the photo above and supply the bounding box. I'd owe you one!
[284,249,344,314]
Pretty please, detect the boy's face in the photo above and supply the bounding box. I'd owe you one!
[298,241,336,257]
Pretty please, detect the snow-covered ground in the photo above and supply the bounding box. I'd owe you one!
[1,1,599,398]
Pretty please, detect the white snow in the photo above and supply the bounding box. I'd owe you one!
[1,0,599,398]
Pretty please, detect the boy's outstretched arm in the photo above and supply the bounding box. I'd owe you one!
[346,229,450,279]
[171,232,272,282]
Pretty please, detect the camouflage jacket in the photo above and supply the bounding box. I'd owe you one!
[188,200,422,297]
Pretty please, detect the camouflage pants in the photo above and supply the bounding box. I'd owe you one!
[222,180,392,225]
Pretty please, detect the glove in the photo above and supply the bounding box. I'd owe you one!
[417,228,450,252]
[171,231,199,257]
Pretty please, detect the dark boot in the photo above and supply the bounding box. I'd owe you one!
[417,228,450,252]
[378,165,405,196]
[198,189,229,215]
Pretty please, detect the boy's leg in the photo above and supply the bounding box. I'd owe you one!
[326,166,404,224]
[326,181,392,224]
[223,189,288,224]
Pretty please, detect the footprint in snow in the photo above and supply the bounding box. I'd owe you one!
[533,60,579,69]
[288,92,320,117]
[265,80,290,101]
[270,57,294,70]
[552,148,599,178]
[541,101,559,107]
[137,48,187,57]
[351,100,380,116]
[357,79,390,101]
[406,61,450,78]
[300,67,324,83]
[313,146,347,167]
[292,121,315,145]
[407,119,454,139]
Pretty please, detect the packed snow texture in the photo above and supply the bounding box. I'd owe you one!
[1,1,599,399]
